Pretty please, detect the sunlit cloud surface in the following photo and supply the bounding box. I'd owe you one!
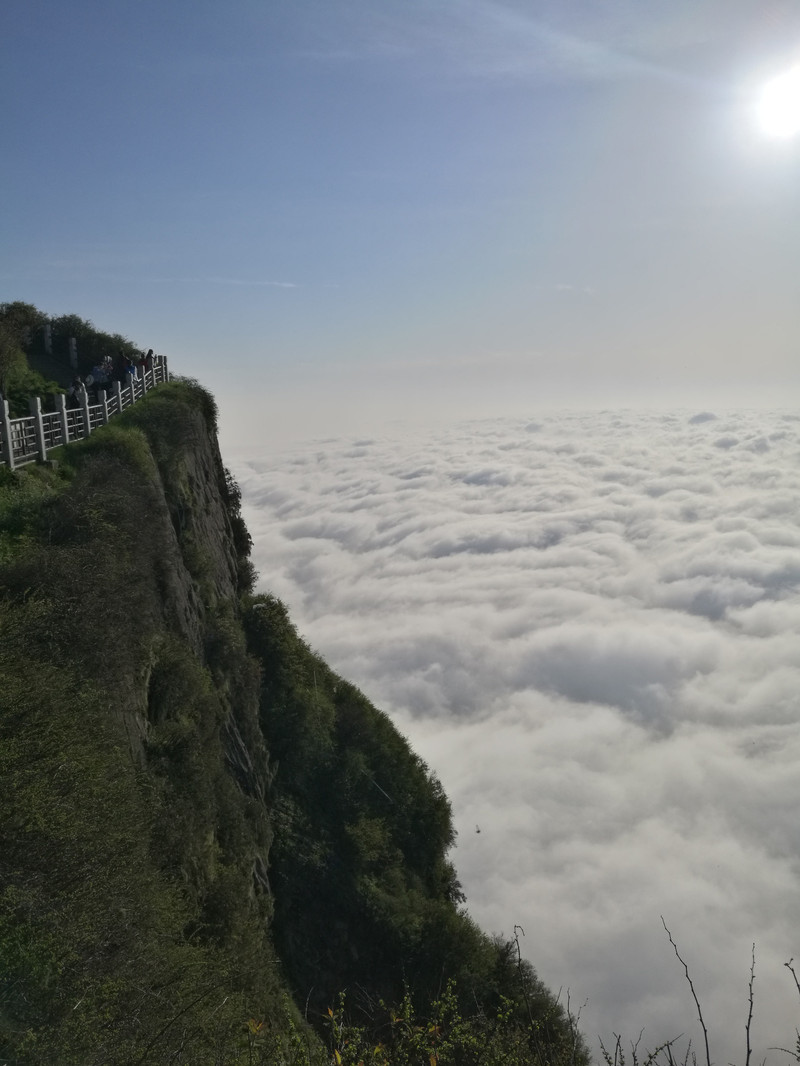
[233,409,800,1062]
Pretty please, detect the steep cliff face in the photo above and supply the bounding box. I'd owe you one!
[1,383,278,1065]
[0,381,584,1066]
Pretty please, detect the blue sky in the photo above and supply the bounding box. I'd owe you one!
[3,0,800,443]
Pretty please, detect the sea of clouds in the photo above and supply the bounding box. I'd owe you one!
[232,409,800,1063]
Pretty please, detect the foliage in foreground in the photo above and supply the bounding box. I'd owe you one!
[324,979,585,1066]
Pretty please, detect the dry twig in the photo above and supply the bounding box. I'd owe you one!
[661,917,711,1066]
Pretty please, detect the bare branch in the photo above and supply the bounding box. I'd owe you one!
[565,990,588,1066]
[661,917,711,1066]
[744,943,755,1066]
[512,924,534,1027]
[632,1027,645,1061]
[645,1037,684,1066]
[785,960,800,1000]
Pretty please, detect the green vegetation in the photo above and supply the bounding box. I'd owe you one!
[1,301,143,385]
[0,304,61,416]
[0,352,587,1064]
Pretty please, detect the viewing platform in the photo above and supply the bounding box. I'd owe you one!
[0,356,169,470]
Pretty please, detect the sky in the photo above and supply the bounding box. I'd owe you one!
[5,0,800,1058]
[3,0,800,442]
[232,409,800,1063]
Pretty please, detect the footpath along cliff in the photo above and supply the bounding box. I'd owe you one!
[0,378,587,1066]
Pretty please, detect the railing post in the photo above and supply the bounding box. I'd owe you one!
[141,364,149,393]
[56,393,69,445]
[0,398,15,470]
[29,396,47,462]
[79,385,92,439]
[99,388,110,424]
[128,375,136,408]
[113,379,123,413]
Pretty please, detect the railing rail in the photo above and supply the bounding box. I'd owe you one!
[0,356,169,470]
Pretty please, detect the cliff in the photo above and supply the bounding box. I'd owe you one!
[0,381,585,1066]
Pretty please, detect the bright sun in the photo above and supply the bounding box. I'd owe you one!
[756,64,800,137]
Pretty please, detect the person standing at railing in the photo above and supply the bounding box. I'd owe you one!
[91,357,112,394]
[84,371,97,403]
[67,376,83,409]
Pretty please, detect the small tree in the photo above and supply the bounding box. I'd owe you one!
[0,320,26,399]
[0,302,49,346]
[0,312,62,414]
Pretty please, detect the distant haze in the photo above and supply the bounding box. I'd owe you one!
[232,408,800,1064]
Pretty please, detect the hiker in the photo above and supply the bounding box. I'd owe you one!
[67,376,83,409]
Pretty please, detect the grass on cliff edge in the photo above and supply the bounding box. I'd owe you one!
[0,380,296,1065]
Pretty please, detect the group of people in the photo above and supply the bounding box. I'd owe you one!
[67,349,155,407]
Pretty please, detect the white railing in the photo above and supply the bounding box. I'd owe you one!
[0,356,169,470]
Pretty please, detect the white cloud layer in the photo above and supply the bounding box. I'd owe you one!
[232,410,800,1063]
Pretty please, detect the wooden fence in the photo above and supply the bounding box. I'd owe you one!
[0,357,169,470]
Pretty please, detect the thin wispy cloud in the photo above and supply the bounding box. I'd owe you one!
[0,260,299,290]
[297,0,733,88]
[233,409,800,1064]
[143,276,298,288]
[205,277,297,288]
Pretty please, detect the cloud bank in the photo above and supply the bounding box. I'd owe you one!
[233,410,800,1062]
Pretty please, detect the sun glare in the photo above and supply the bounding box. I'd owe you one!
[756,64,800,137]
